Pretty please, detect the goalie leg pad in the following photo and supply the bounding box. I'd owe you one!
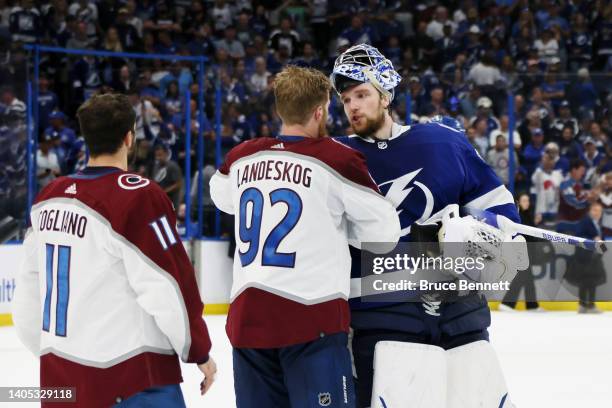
[371,341,446,408]
[446,340,514,408]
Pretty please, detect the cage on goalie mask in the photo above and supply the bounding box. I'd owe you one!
[331,44,402,101]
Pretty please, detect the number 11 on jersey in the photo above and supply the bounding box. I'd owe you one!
[43,244,71,337]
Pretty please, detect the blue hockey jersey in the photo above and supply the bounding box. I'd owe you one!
[336,120,520,313]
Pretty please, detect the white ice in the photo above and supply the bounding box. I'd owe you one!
[1,311,611,407]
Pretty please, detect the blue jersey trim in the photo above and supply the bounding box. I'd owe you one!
[69,166,122,180]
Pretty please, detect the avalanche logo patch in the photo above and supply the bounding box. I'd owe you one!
[118,174,150,190]
[318,392,331,406]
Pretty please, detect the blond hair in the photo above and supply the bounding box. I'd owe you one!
[273,66,331,126]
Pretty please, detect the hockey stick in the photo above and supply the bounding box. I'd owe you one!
[462,207,608,254]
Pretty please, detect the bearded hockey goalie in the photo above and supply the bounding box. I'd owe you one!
[330,44,522,408]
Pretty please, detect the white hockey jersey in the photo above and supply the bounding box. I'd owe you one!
[210,135,401,348]
[12,167,211,407]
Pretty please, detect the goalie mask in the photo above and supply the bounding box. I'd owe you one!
[331,44,402,101]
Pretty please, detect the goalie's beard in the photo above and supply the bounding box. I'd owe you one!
[352,97,387,141]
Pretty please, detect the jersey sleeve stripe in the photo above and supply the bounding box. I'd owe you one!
[464,185,515,211]
[160,217,178,246]
[150,221,169,250]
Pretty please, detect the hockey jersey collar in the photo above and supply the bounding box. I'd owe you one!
[348,122,411,143]
[277,135,307,142]
[70,166,123,180]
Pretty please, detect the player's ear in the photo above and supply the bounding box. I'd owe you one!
[125,130,134,149]
[314,105,323,121]
[381,94,390,109]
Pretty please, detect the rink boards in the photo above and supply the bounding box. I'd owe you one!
[1,240,611,326]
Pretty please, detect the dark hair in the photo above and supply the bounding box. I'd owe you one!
[76,93,135,157]
[569,159,586,171]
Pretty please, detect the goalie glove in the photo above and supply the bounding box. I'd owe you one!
[436,205,529,284]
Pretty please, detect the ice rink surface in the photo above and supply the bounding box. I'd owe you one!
[1,311,611,408]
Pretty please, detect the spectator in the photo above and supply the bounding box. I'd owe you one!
[182,0,207,39]
[542,67,564,106]
[38,76,58,131]
[490,114,522,150]
[128,89,161,141]
[499,192,542,312]
[293,41,323,70]
[188,23,216,58]
[468,96,500,136]
[571,68,598,118]
[407,76,428,117]
[123,0,143,38]
[68,0,99,43]
[434,23,460,69]
[545,142,569,174]
[44,110,77,174]
[423,87,446,117]
[567,13,593,71]
[426,6,455,41]
[558,124,582,161]
[587,122,608,150]
[533,28,559,65]
[152,143,183,210]
[558,159,592,233]
[232,12,251,45]
[550,100,579,138]
[338,14,372,46]
[66,20,91,49]
[463,24,483,66]
[211,0,232,35]
[162,81,182,119]
[9,0,41,43]
[268,17,300,58]
[102,26,123,52]
[487,134,518,186]
[597,172,612,237]
[248,56,270,94]
[468,53,503,87]
[36,132,61,190]
[581,137,603,180]
[471,118,489,158]
[112,65,135,94]
[114,8,140,51]
[527,87,554,127]
[531,153,563,225]
[249,4,269,37]
[522,127,545,179]
[0,87,26,116]
[565,202,606,314]
[216,26,246,60]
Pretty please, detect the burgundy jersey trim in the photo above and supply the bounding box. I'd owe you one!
[227,287,350,349]
[219,137,380,193]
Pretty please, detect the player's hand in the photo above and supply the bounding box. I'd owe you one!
[198,357,217,396]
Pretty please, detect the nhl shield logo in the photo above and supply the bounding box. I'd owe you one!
[318,392,332,406]
[377,141,388,149]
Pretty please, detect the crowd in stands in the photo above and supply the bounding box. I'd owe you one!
[0,0,611,237]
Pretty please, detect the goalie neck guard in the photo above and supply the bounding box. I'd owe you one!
[331,44,402,101]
